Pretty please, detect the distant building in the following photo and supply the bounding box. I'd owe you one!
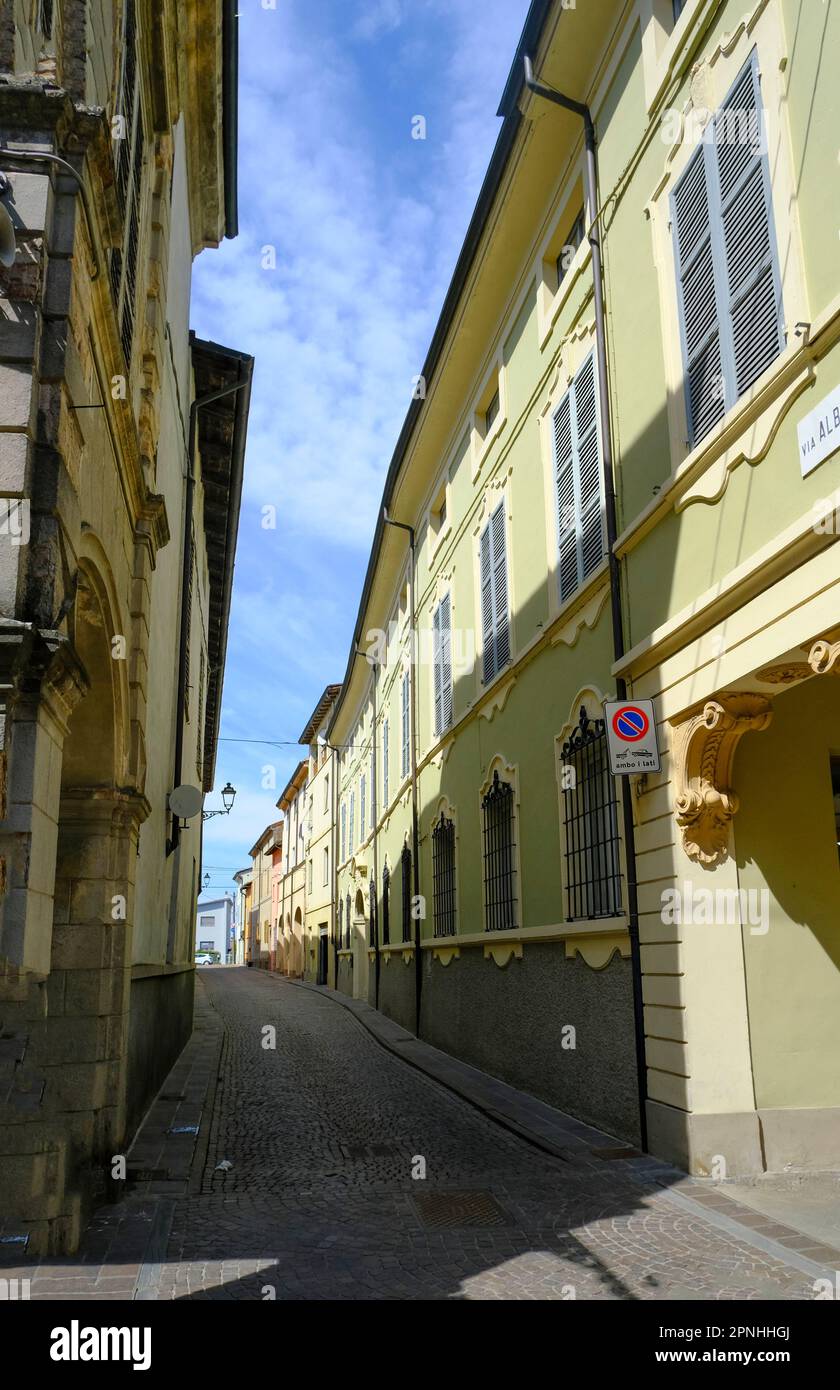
[232,867,252,964]
[196,896,235,962]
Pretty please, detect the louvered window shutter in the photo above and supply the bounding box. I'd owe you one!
[491,503,510,673]
[340,802,346,862]
[349,791,355,851]
[360,774,366,838]
[672,51,783,447]
[479,522,495,683]
[440,592,453,731]
[401,673,409,777]
[432,603,443,736]
[383,719,389,805]
[553,354,604,603]
[554,392,578,602]
[715,56,784,397]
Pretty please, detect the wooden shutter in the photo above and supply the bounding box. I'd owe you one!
[439,592,453,730]
[432,603,443,736]
[491,503,510,673]
[383,719,389,806]
[554,392,578,602]
[715,55,784,397]
[340,802,346,862]
[672,50,783,446]
[553,355,604,601]
[401,672,410,776]
[360,774,366,839]
[479,521,495,683]
[672,145,725,446]
[349,790,355,850]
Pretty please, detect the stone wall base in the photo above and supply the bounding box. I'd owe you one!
[647,1099,840,1176]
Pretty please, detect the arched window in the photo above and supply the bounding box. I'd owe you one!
[560,706,621,919]
[400,844,412,943]
[482,770,516,931]
[432,811,456,937]
[382,863,390,946]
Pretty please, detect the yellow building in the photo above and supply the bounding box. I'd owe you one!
[327,0,840,1175]
[276,762,308,979]
[0,0,251,1251]
[299,685,342,985]
[248,823,281,969]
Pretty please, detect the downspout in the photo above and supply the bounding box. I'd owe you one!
[523,56,648,1152]
[383,510,422,1037]
[167,371,248,857]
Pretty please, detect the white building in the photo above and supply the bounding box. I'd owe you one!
[195,895,235,963]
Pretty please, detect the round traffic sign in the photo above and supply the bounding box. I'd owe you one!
[612,705,649,743]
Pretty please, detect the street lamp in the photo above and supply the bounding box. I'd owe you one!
[203,873,211,892]
[202,782,236,821]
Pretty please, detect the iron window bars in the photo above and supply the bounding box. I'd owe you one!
[560,706,622,920]
[482,770,517,931]
[400,844,412,943]
[432,812,457,938]
[381,863,390,946]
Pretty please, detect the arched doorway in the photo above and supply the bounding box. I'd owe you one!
[353,887,368,1001]
[293,906,303,978]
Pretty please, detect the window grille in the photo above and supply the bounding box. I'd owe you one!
[560,706,622,920]
[482,770,517,931]
[432,812,456,937]
[400,844,412,943]
[382,863,390,946]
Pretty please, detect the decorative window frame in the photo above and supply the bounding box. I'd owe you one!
[639,0,708,114]
[478,754,522,936]
[471,476,515,700]
[428,795,460,942]
[470,351,508,481]
[535,160,591,349]
[554,685,629,930]
[646,9,809,480]
[425,465,453,566]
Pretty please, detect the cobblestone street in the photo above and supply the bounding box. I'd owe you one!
[6,965,839,1302]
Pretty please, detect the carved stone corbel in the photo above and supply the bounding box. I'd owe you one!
[808,637,840,676]
[670,693,772,865]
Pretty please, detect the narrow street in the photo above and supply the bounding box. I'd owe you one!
[8,967,836,1302]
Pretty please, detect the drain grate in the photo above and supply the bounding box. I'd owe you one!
[412,1190,511,1229]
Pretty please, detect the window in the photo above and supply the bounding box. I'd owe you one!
[360,773,366,841]
[401,672,410,777]
[382,718,389,806]
[109,0,145,366]
[433,594,453,736]
[671,51,784,448]
[200,916,215,929]
[672,0,687,21]
[184,558,194,721]
[323,845,329,886]
[307,858,313,893]
[381,864,390,946]
[432,812,456,938]
[195,647,206,780]
[38,1,54,36]
[479,500,510,684]
[430,483,448,545]
[324,773,329,812]
[345,892,351,949]
[401,844,412,943]
[553,352,605,604]
[338,896,343,948]
[349,790,355,852]
[560,706,622,919]
[369,879,378,950]
[340,801,346,862]
[484,387,500,433]
[482,770,517,931]
[831,757,840,867]
[556,207,585,287]
[308,795,313,834]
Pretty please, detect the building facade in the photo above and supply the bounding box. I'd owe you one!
[327,0,840,1173]
[299,685,341,986]
[0,0,251,1252]
[248,822,281,968]
[232,866,251,965]
[275,762,308,979]
[195,894,234,963]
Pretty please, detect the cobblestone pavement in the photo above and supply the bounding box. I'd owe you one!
[6,967,837,1301]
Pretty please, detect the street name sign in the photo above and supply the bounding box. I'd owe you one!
[798,383,840,478]
[603,699,660,775]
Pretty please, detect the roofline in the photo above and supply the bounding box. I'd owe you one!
[298,682,343,745]
[248,820,283,859]
[276,759,310,812]
[328,0,554,738]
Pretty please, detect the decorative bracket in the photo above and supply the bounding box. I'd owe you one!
[808,637,840,676]
[670,693,772,865]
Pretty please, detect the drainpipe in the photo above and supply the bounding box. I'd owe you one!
[523,55,648,1152]
[167,370,248,856]
[382,510,422,1037]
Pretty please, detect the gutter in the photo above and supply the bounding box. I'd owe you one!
[221,0,239,238]
[523,54,648,1152]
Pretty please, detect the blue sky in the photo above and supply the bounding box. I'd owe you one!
[191,0,532,900]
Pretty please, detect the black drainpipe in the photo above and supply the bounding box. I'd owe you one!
[167,370,249,856]
[524,56,648,1152]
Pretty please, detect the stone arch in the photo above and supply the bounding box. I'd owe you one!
[61,556,127,790]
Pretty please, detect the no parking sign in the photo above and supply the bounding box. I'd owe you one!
[603,699,660,775]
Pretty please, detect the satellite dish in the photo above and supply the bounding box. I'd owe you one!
[169,784,202,821]
[0,201,15,268]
